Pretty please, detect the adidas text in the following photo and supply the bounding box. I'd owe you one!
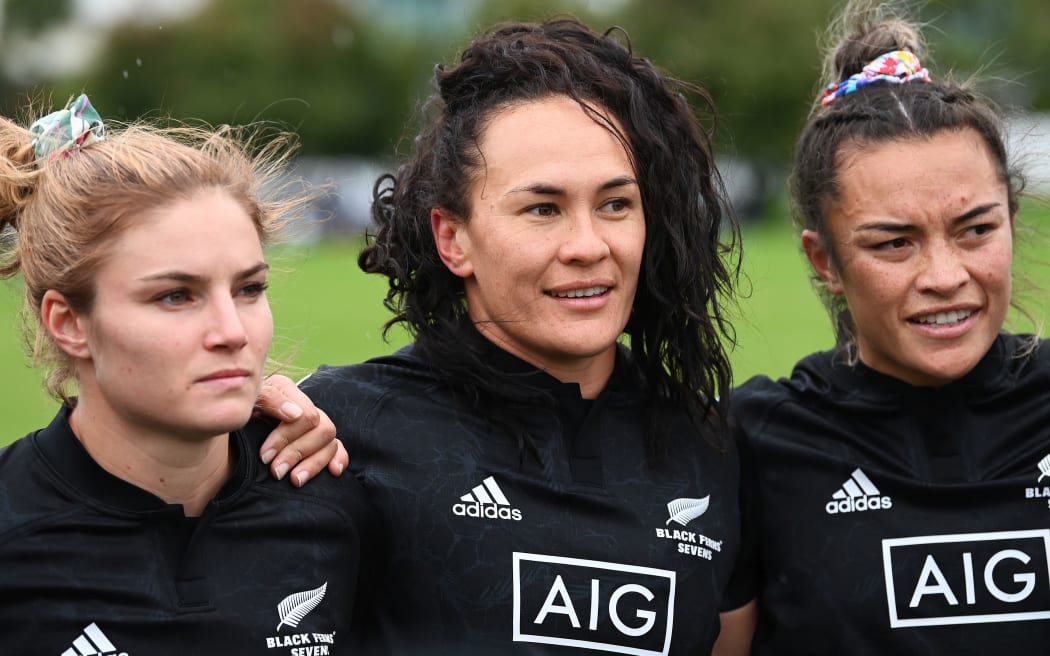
[825,495,892,514]
[453,501,522,521]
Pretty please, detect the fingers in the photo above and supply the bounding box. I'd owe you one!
[293,437,346,488]
[256,374,344,486]
[328,440,349,477]
[269,407,340,486]
[256,374,307,424]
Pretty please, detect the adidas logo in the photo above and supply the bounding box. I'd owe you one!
[825,468,892,514]
[62,622,124,656]
[452,476,522,521]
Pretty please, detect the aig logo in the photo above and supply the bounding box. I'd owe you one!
[882,529,1050,628]
[512,553,675,655]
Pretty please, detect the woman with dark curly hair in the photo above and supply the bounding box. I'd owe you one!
[299,16,744,655]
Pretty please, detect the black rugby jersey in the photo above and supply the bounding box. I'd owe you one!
[301,339,740,655]
[726,333,1050,654]
[0,407,373,655]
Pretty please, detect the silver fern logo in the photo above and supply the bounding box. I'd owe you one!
[665,496,710,526]
[1038,454,1050,482]
[276,582,327,631]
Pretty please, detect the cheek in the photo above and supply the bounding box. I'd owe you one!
[840,261,900,309]
[253,309,275,353]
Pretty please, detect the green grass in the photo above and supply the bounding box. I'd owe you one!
[4,205,1049,446]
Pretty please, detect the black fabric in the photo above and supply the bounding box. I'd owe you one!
[727,333,1050,654]
[0,406,374,654]
[301,336,740,655]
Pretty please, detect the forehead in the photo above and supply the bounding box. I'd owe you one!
[102,189,263,275]
[832,128,1006,220]
[473,96,634,189]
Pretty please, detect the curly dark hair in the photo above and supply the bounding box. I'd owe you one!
[360,17,739,456]
[791,1,1025,355]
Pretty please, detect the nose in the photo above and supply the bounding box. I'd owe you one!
[204,294,249,350]
[558,210,611,265]
[916,240,970,295]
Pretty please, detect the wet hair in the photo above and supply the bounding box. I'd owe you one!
[791,0,1024,355]
[360,17,739,456]
[0,106,308,402]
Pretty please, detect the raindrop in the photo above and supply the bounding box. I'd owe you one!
[122,70,129,79]
[136,58,142,67]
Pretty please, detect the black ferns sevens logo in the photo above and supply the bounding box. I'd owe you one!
[277,582,327,631]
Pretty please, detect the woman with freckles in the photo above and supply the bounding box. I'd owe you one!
[718,2,1050,653]
[0,97,371,653]
[298,17,743,655]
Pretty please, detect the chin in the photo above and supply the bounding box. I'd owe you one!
[196,404,256,435]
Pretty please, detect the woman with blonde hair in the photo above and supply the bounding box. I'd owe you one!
[0,95,370,653]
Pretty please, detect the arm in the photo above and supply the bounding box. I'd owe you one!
[712,599,757,656]
[255,374,348,487]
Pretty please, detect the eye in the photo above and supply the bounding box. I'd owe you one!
[601,198,630,213]
[156,288,192,305]
[964,223,995,238]
[874,237,909,251]
[239,281,269,298]
[527,203,558,217]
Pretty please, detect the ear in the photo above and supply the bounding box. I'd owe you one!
[431,207,473,278]
[40,290,92,360]
[801,229,843,295]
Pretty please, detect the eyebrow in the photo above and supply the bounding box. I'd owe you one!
[138,262,269,284]
[854,202,1003,232]
[505,175,638,197]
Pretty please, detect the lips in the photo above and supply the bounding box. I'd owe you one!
[548,285,610,299]
[909,309,975,326]
[196,368,252,383]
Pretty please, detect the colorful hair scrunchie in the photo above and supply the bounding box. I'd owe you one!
[29,94,106,164]
[820,51,930,107]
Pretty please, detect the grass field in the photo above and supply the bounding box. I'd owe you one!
[3,205,1049,445]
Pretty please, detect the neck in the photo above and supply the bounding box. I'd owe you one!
[474,325,617,399]
[68,393,233,517]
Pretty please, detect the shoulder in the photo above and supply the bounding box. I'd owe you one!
[0,421,82,545]
[732,349,837,416]
[299,345,442,420]
[1002,333,1049,375]
[237,429,377,536]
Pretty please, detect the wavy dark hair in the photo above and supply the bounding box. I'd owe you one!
[360,17,739,456]
[792,1,1025,357]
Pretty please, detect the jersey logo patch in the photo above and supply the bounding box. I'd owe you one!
[654,495,724,562]
[825,468,892,514]
[512,552,675,655]
[264,583,337,651]
[62,623,123,656]
[1024,454,1050,505]
[665,496,710,527]
[277,582,327,631]
[882,529,1050,627]
[452,476,522,521]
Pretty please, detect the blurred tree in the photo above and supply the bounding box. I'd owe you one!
[3,0,71,33]
[3,0,1049,189]
[56,0,431,157]
[921,0,1050,109]
[614,0,838,201]
[0,0,73,114]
